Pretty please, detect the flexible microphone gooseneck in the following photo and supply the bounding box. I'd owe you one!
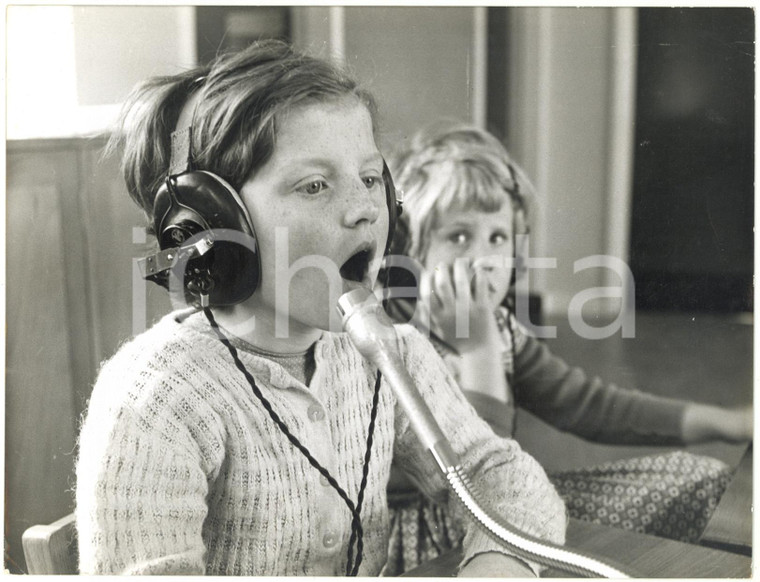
[337,287,630,578]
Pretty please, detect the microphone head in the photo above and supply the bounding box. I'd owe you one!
[337,287,376,320]
[337,287,399,361]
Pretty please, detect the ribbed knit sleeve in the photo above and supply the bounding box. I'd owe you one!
[76,321,226,575]
[513,336,688,445]
[391,325,567,574]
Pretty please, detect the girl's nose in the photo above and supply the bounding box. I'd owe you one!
[470,241,501,270]
[342,183,381,228]
[470,240,492,262]
[472,255,501,271]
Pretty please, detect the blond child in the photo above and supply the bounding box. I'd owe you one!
[74,43,567,576]
[382,121,752,574]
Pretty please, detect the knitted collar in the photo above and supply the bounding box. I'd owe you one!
[230,337,316,387]
[176,309,317,386]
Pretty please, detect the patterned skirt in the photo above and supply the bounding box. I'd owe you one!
[384,451,732,576]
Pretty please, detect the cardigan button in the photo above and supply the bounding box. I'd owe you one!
[320,474,330,487]
[322,531,338,548]
[308,404,325,421]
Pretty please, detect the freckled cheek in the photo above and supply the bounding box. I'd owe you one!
[425,244,460,270]
[262,221,343,292]
[262,234,334,283]
[281,261,342,328]
[376,212,391,251]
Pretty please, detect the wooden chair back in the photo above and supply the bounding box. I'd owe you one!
[22,513,78,574]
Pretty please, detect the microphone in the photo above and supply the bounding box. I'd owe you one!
[337,287,630,578]
[337,287,460,471]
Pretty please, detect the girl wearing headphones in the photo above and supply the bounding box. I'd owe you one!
[75,42,566,576]
[382,121,752,575]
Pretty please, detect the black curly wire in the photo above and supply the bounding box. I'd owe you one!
[203,307,381,575]
[346,369,382,575]
[503,296,517,389]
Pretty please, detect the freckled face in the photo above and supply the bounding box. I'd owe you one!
[423,204,515,309]
[239,98,389,335]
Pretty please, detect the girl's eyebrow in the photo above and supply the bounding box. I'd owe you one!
[438,219,475,229]
[280,156,331,169]
[280,152,384,171]
[363,152,385,166]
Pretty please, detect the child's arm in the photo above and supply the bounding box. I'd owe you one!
[459,552,536,577]
[682,402,752,443]
[76,363,220,575]
[513,333,752,445]
[392,325,567,577]
[77,409,211,574]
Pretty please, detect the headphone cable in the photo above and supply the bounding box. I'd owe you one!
[203,307,381,575]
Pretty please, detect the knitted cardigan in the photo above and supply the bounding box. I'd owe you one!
[75,310,566,575]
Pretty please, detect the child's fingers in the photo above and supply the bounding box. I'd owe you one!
[472,266,490,303]
[418,269,435,306]
[410,289,435,335]
[452,258,473,300]
[432,264,455,307]
[417,269,447,338]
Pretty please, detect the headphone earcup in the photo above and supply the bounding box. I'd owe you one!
[153,171,260,306]
[378,163,414,292]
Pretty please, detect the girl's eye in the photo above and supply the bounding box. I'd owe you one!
[448,232,469,245]
[362,175,382,190]
[491,232,509,245]
[298,180,328,195]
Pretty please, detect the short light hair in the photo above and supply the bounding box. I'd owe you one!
[108,39,377,232]
[388,122,533,262]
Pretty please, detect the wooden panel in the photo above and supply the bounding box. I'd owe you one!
[6,138,174,573]
[78,142,171,383]
[5,147,80,573]
[402,518,751,577]
[700,444,752,554]
[6,139,174,573]
[555,519,750,578]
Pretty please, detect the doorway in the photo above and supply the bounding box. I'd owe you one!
[629,8,754,312]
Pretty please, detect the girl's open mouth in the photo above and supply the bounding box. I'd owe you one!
[340,248,372,283]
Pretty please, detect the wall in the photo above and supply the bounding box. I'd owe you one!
[7,5,196,140]
[8,4,629,307]
[508,7,636,319]
[344,6,478,151]
[292,6,484,153]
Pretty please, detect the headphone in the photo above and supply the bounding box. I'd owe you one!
[139,96,403,308]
